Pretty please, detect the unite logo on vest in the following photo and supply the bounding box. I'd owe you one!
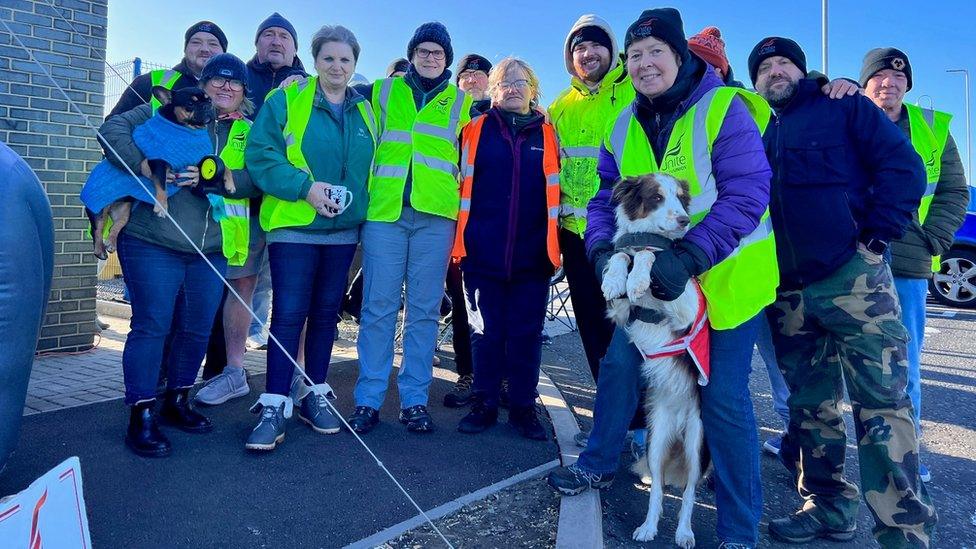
[434,96,451,115]
[231,131,246,152]
[661,134,687,172]
[925,149,939,179]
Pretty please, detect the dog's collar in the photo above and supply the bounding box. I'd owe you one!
[614,232,674,252]
[629,306,667,325]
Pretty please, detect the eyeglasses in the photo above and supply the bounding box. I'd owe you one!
[495,79,530,91]
[415,47,446,61]
[459,70,487,80]
[208,76,244,92]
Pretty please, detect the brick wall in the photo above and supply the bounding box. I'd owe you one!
[0,0,107,352]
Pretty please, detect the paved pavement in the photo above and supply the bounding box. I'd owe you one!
[542,299,976,548]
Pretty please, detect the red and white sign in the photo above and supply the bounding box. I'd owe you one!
[0,457,91,549]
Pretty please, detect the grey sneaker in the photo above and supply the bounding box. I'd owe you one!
[289,367,311,407]
[194,366,249,406]
[298,383,341,434]
[245,393,291,451]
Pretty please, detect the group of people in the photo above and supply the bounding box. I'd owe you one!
[89,7,968,548]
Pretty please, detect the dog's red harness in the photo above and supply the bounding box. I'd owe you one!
[640,282,711,386]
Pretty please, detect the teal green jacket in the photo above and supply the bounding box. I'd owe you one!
[245,85,375,232]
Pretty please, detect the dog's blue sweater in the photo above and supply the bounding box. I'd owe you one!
[80,113,213,213]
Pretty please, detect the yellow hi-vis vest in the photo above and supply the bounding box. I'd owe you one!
[605,87,779,330]
[149,69,182,112]
[259,77,377,232]
[549,63,635,236]
[905,103,953,272]
[368,77,472,222]
[218,118,251,267]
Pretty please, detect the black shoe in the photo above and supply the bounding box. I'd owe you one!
[509,405,548,440]
[443,374,474,408]
[458,401,498,433]
[399,404,434,433]
[768,510,856,544]
[547,464,614,495]
[159,388,213,433]
[347,406,379,434]
[125,401,171,458]
[96,316,110,331]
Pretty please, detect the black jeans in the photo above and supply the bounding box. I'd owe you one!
[558,229,614,380]
[445,261,473,377]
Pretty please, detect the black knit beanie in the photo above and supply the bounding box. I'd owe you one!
[748,36,807,85]
[623,8,688,62]
[570,26,613,53]
[860,47,913,90]
[407,22,454,68]
[455,54,492,83]
[185,21,227,52]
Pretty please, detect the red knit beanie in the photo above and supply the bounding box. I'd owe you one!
[688,26,729,78]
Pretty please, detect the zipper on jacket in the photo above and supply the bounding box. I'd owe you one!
[498,120,524,280]
[772,115,800,284]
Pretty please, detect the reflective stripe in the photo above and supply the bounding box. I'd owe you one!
[462,164,474,178]
[689,89,719,214]
[414,122,456,141]
[924,181,937,198]
[548,206,560,218]
[381,129,412,143]
[373,164,409,178]
[547,174,559,185]
[725,217,774,259]
[560,204,587,218]
[460,197,471,211]
[361,103,378,138]
[923,108,934,127]
[445,89,465,138]
[284,132,296,147]
[224,203,249,218]
[562,145,600,159]
[608,109,630,174]
[161,69,177,84]
[413,151,459,178]
[378,78,394,129]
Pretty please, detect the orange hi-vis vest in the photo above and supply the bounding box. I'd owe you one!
[452,113,563,270]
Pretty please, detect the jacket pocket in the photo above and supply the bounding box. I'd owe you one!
[783,132,848,185]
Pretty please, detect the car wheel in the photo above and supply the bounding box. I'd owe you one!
[929,249,976,308]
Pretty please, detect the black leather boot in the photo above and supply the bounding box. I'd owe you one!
[125,401,171,458]
[159,388,213,433]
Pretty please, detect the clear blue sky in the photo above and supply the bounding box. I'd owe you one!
[106,0,976,179]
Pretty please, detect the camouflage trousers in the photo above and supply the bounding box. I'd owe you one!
[768,249,937,548]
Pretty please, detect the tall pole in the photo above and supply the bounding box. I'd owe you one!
[947,69,972,182]
[822,0,829,74]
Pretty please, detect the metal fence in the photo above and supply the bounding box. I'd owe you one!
[98,59,168,281]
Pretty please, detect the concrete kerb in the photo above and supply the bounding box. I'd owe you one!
[96,299,131,320]
[537,370,604,549]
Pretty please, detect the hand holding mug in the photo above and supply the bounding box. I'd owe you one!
[305,181,341,218]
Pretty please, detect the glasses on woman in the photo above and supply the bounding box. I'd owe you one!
[208,76,244,92]
[415,47,446,61]
[495,79,530,91]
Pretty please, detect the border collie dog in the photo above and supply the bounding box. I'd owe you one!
[601,173,710,548]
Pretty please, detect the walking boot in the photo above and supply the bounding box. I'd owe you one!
[298,383,341,434]
[159,388,213,433]
[245,393,291,451]
[125,400,171,458]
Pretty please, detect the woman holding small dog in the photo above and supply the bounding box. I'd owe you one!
[243,25,376,451]
[547,8,777,547]
[99,53,260,458]
[451,57,561,441]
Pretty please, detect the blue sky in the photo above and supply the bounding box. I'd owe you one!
[106,0,976,179]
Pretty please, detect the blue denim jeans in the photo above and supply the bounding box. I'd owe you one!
[757,311,791,428]
[577,315,764,545]
[894,277,927,434]
[249,256,272,340]
[117,233,226,405]
[355,207,455,409]
[266,242,356,395]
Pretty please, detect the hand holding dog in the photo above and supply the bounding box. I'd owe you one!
[175,165,199,187]
[649,242,709,302]
[305,181,341,218]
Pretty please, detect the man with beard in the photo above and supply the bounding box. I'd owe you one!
[751,37,938,546]
[108,21,227,117]
[456,53,493,116]
[548,16,634,445]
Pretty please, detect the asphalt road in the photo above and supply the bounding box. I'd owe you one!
[542,300,976,548]
[0,360,557,548]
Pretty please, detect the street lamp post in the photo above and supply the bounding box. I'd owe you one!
[947,69,972,182]
[822,0,829,74]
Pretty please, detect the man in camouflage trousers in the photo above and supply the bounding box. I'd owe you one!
[750,37,937,547]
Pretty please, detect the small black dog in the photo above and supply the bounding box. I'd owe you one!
[88,86,217,259]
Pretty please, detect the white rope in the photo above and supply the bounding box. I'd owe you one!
[5,9,454,548]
